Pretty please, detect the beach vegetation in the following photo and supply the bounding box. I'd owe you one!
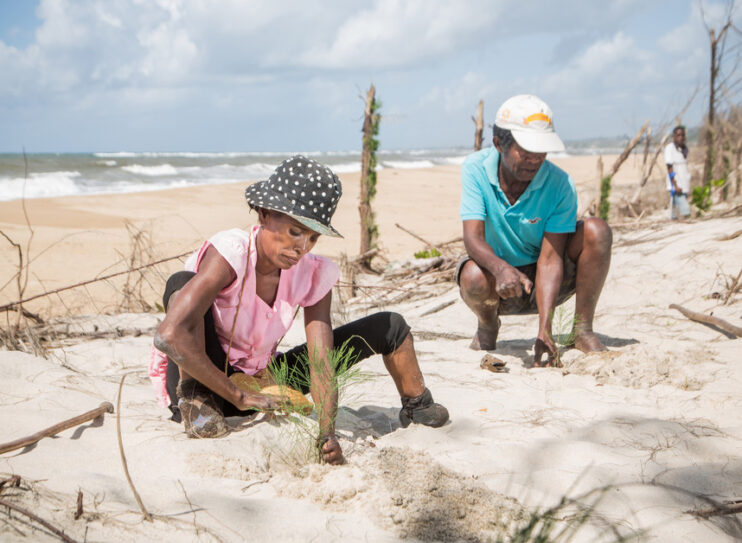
[598,175,612,221]
[691,177,725,214]
[498,484,639,543]
[413,248,441,259]
[265,339,374,465]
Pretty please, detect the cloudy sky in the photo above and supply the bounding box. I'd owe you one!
[1,0,739,152]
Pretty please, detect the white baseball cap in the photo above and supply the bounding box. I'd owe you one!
[494,94,565,153]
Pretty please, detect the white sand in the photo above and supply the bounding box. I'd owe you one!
[1,159,741,541]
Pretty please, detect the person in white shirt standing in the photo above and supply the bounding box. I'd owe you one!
[664,126,692,220]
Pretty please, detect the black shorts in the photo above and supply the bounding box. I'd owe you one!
[454,256,576,315]
[162,271,411,418]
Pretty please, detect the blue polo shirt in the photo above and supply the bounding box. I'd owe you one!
[460,147,577,266]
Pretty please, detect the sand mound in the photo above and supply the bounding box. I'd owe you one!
[274,446,526,542]
[560,343,723,390]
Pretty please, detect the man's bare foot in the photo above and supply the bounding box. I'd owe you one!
[469,320,500,351]
[574,331,607,353]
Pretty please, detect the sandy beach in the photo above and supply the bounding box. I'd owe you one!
[1,156,741,541]
[0,153,658,314]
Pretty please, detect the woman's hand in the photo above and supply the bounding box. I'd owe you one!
[235,390,285,412]
[319,434,344,465]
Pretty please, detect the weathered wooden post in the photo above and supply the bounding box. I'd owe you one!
[359,84,380,268]
[472,100,484,151]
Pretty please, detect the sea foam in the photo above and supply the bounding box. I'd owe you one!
[121,164,178,176]
[0,171,83,201]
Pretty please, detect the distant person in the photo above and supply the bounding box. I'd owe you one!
[664,126,692,220]
[457,94,612,367]
[150,155,448,464]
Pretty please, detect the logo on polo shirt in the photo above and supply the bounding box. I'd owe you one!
[527,217,542,224]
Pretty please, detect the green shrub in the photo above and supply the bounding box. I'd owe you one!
[413,248,441,259]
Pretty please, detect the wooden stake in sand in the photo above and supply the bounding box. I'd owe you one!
[472,99,484,151]
[0,401,114,455]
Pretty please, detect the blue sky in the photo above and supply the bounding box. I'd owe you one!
[0,0,738,152]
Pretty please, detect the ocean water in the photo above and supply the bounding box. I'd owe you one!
[0,145,620,202]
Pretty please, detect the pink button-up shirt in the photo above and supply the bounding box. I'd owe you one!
[148,226,339,407]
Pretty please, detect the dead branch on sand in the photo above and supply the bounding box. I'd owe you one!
[0,402,114,455]
[722,268,742,305]
[686,499,742,519]
[0,251,190,314]
[717,228,742,241]
[668,303,742,337]
[0,496,79,543]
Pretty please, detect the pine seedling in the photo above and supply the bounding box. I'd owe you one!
[266,338,375,465]
[551,306,580,348]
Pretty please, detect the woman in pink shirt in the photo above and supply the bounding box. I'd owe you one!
[152,155,448,464]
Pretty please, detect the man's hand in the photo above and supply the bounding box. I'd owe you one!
[494,265,533,299]
[533,331,559,368]
[319,434,344,465]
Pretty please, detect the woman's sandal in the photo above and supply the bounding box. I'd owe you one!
[176,379,229,439]
[399,388,449,428]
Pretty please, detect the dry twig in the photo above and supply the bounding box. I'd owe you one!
[0,497,79,543]
[116,374,152,522]
[0,402,114,455]
[0,251,190,314]
[686,500,742,519]
[669,303,742,337]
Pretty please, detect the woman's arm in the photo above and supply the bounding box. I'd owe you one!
[303,290,343,464]
[154,246,281,412]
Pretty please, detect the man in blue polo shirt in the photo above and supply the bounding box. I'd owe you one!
[457,94,612,367]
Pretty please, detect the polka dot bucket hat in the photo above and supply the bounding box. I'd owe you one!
[245,155,343,238]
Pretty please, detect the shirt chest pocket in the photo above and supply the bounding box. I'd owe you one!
[516,216,546,249]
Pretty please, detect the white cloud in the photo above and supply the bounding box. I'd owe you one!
[299,0,499,69]
[542,32,656,97]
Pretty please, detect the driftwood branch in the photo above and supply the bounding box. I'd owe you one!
[609,120,651,178]
[686,500,742,519]
[438,235,463,247]
[0,251,191,313]
[717,229,742,241]
[631,132,671,205]
[669,303,742,337]
[116,374,152,522]
[419,299,456,317]
[395,223,437,250]
[348,248,379,265]
[0,401,114,455]
[723,268,742,305]
[0,497,80,543]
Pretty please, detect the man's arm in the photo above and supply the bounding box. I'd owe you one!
[463,219,532,298]
[533,231,568,366]
[303,290,343,465]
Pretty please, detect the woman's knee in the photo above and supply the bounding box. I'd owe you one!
[374,311,411,355]
[163,271,196,309]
